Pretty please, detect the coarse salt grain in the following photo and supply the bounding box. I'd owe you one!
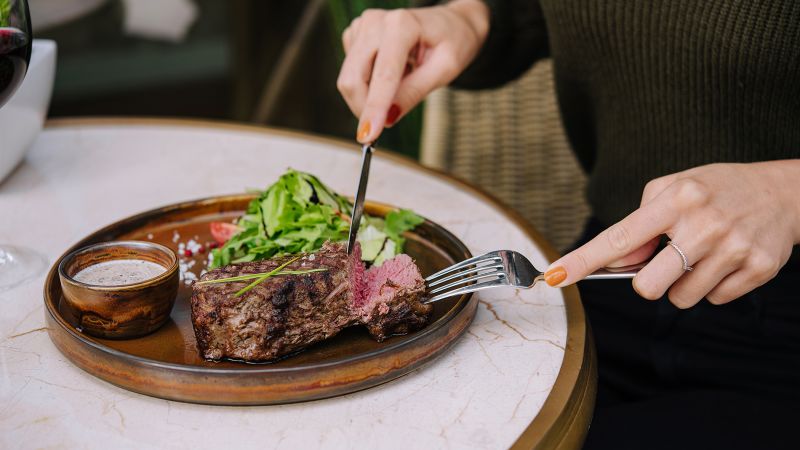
[178,261,187,281]
[178,259,198,283]
[183,271,198,285]
[186,239,203,254]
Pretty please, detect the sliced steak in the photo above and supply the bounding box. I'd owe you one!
[190,241,431,362]
[359,254,430,341]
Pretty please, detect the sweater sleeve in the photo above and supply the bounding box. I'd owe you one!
[430,0,550,90]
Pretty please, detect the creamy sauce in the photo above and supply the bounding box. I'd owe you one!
[73,259,166,286]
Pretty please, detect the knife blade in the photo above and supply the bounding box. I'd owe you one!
[347,144,374,254]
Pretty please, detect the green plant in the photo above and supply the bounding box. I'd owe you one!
[0,0,10,27]
[327,0,423,159]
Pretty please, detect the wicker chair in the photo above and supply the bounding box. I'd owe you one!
[420,59,590,252]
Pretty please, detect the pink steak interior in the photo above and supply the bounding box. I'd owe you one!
[346,243,426,315]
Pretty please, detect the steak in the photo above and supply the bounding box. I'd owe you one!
[190,241,431,361]
[359,254,430,340]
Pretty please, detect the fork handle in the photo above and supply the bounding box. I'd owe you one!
[583,262,646,280]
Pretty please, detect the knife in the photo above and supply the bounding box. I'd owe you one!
[347,144,375,254]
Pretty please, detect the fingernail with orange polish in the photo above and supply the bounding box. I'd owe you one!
[357,120,371,142]
[386,104,401,127]
[544,266,567,287]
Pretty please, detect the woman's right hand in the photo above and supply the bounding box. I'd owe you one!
[337,0,489,144]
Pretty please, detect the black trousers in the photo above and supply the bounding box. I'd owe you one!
[577,218,800,450]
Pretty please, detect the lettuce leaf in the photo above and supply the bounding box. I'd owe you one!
[209,169,424,268]
[384,209,425,250]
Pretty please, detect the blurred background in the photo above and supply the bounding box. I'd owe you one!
[30,0,589,250]
[32,0,422,158]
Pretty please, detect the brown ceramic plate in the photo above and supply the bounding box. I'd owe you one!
[44,195,476,405]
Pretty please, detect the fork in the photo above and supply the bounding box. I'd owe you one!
[424,250,645,303]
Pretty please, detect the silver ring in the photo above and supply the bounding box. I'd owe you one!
[667,241,693,272]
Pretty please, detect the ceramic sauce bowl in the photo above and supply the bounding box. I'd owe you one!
[58,241,179,339]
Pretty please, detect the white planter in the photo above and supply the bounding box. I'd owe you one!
[0,39,57,184]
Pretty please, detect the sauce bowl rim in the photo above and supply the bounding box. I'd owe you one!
[58,240,179,291]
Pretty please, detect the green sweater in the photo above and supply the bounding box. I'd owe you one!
[451,0,800,225]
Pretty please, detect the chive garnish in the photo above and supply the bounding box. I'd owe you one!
[195,256,327,297]
[195,269,327,285]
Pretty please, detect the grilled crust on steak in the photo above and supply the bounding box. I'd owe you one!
[191,243,358,361]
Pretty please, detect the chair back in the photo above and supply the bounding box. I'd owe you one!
[420,59,590,252]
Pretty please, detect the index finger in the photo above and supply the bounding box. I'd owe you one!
[543,193,678,287]
[356,12,420,143]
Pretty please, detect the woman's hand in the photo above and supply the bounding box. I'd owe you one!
[337,0,489,143]
[544,161,800,308]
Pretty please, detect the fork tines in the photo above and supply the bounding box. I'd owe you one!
[423,252,507,303]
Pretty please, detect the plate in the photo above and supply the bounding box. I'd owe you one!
[44,195,476,405]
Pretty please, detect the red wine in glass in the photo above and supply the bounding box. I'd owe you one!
[0,26,31,107]
[0,0,32,108]
[1,0,46,292]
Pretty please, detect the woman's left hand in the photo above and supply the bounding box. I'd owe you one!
[544,160,800,308]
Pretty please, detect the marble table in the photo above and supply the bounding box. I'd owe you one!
[0,118,595,449]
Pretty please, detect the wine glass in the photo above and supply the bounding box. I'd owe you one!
[0,0,47,291]
[0,0,31,107]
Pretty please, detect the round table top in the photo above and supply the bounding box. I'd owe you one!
[0,118,594,449]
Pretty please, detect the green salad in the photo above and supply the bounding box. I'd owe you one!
[209,169,424,269]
